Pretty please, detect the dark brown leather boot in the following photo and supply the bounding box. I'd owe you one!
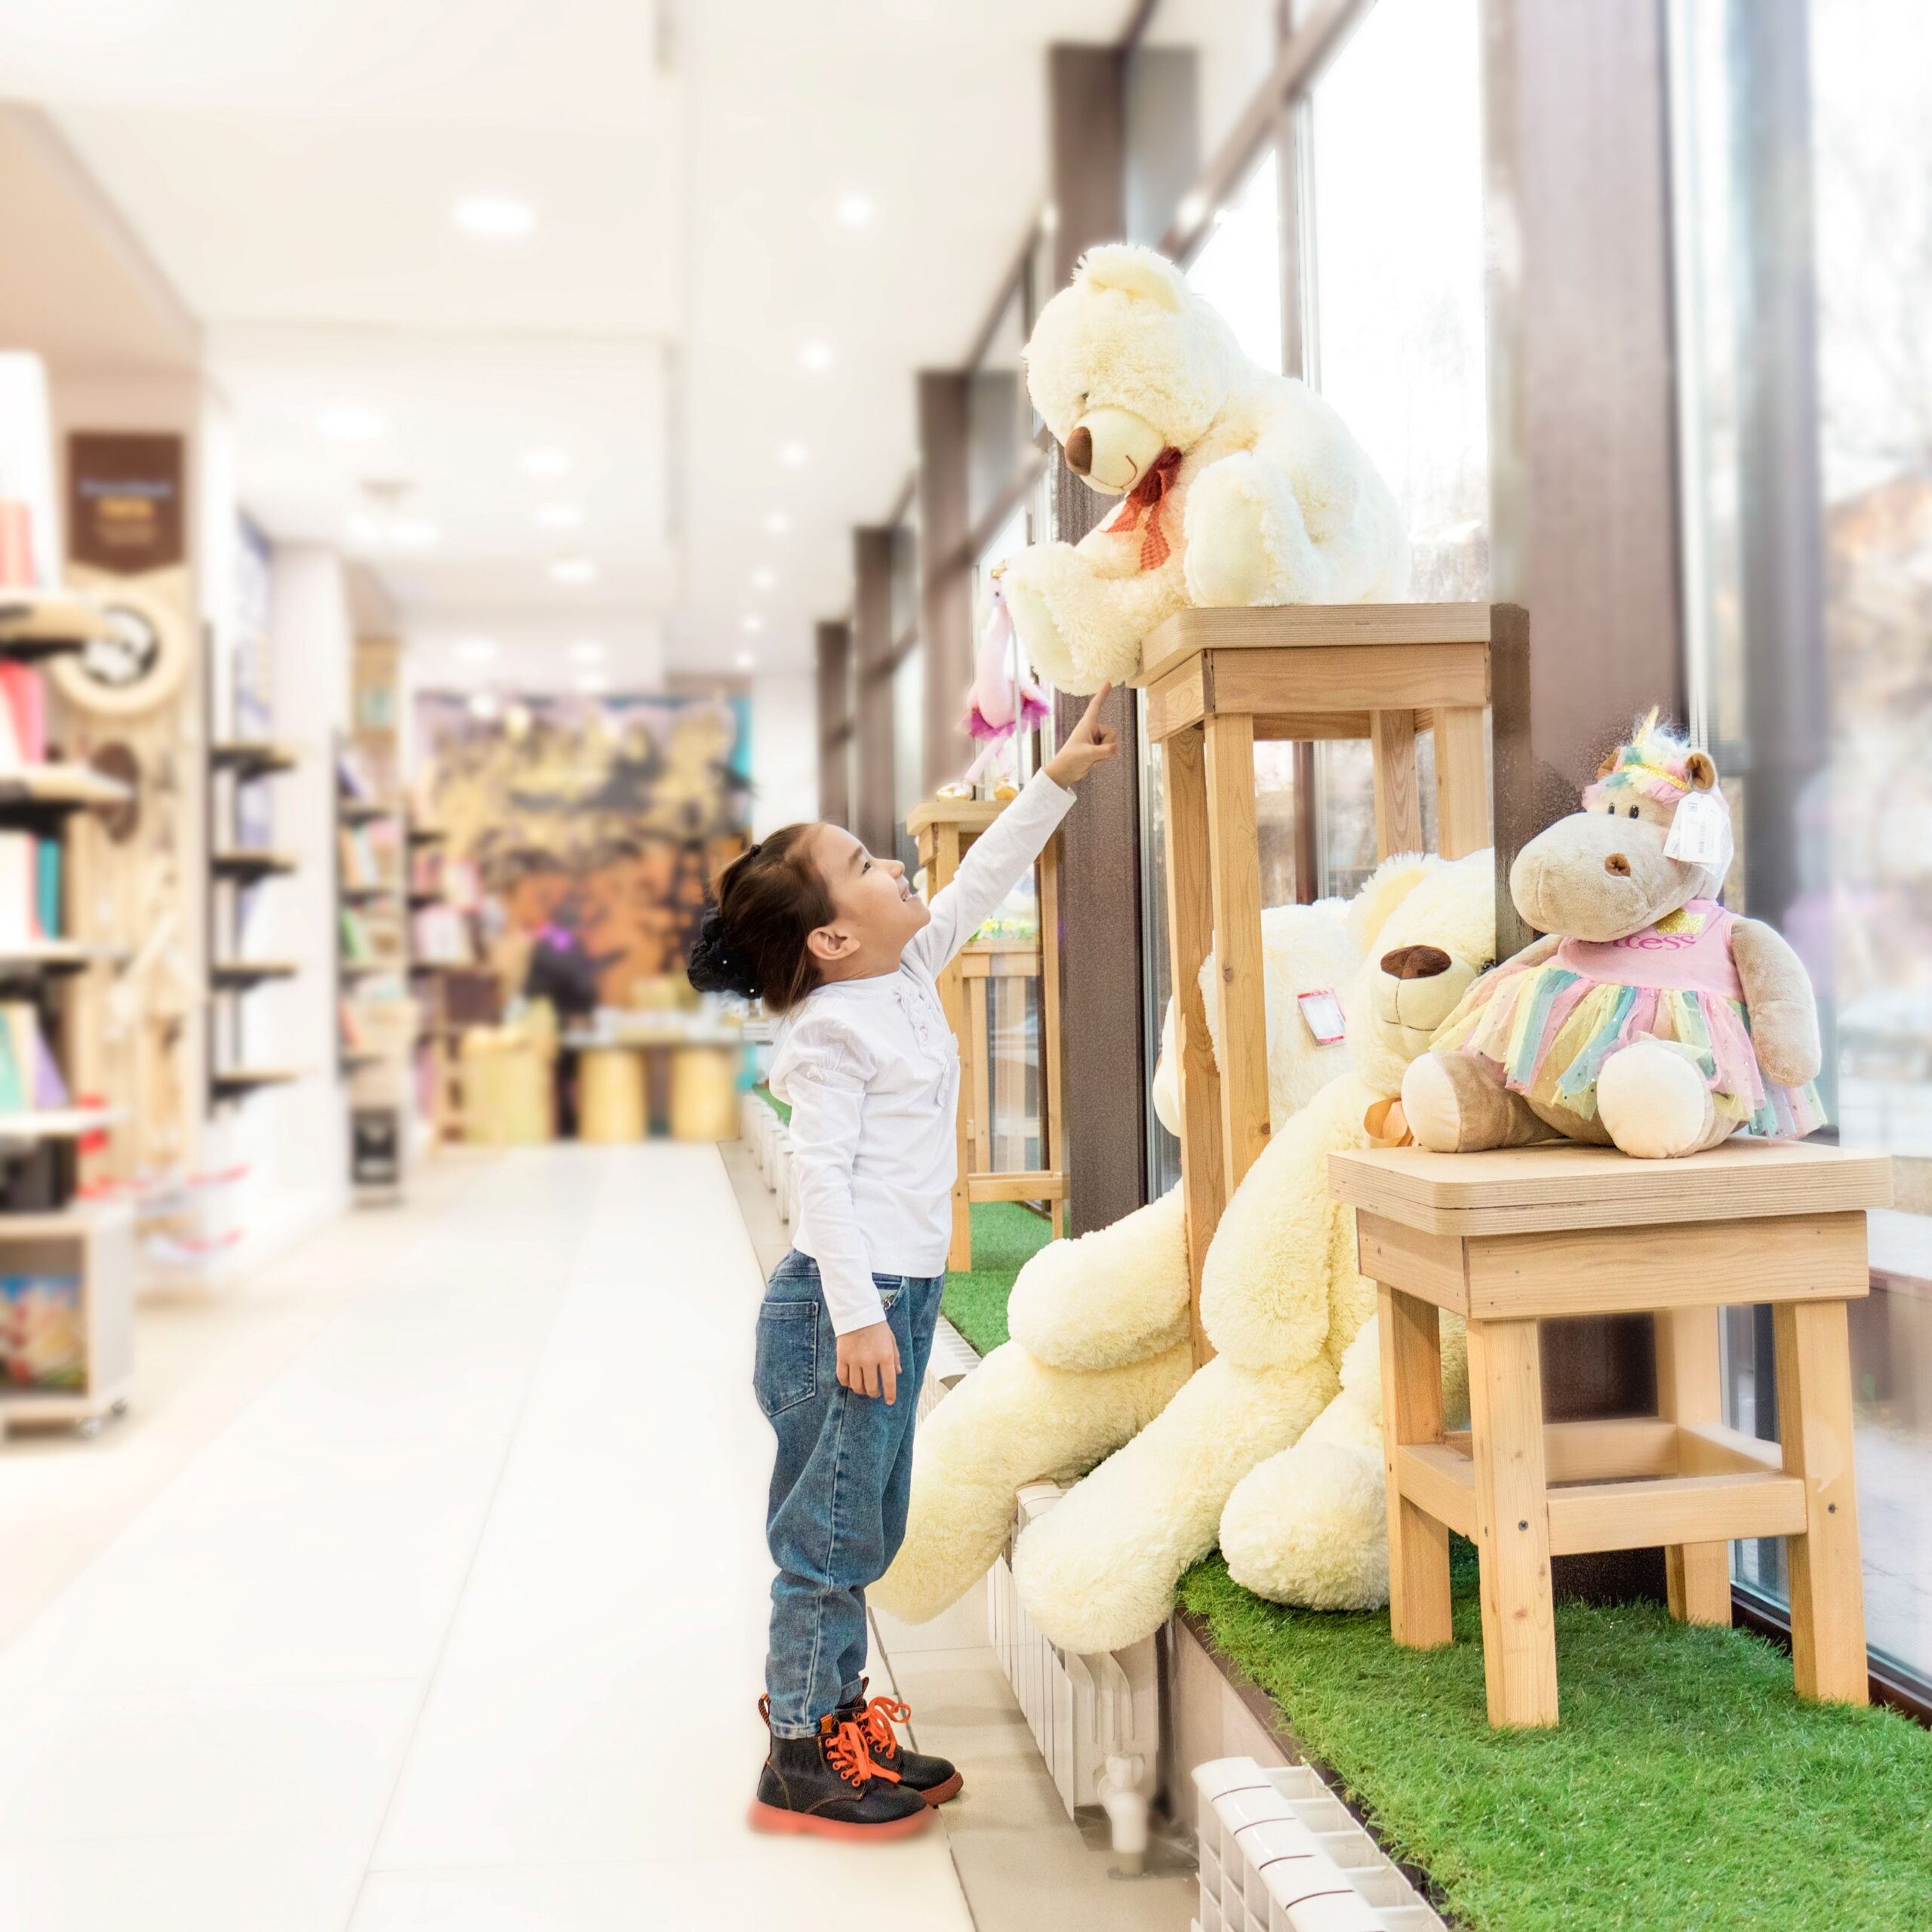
[838,1687,963,1807]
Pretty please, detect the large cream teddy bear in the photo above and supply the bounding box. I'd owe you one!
[1403,713,1824,1159]
[1004,245,1410,694]
[876,851,1495,1650]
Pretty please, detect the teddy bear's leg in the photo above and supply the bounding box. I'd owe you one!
[872,1336,1194,1625]
[1220,1313,1470,1611]
[1595,1038,1734,1159]
[1010,1352,1337,1654]
[1007,1186,1192,1371]
[1401,1050,1549,1152]
[1002,543,1175,692]
[1183,452,1330,608]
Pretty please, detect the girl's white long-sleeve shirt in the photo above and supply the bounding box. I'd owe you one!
[767,770,1075,1335]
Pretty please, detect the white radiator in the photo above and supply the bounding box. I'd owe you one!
[1193,1758,1443,1932]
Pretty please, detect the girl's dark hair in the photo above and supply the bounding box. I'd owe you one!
[685,823,833,1014]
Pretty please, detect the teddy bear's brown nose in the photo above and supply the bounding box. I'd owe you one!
[1066,425,1093,475]
[1604,853,1632,877]
[1380,944,1451,980]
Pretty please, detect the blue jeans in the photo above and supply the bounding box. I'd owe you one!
[756,1249,944,1739]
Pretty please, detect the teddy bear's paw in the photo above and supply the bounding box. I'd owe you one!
[1220,1437,1390,1611]
[999,546,1084,690]
[1595,1039,1724,1159]
[1183,453,1320,608]
[1008,1188,1190,1371]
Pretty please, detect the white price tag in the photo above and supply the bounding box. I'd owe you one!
[1298,989,1346,1044]
[1663,789,1732,869]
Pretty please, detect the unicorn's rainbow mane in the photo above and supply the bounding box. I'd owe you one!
[1580,707,1715,813]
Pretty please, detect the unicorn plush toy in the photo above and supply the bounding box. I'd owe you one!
[956,571,1051,795]
[1401,711,1825,1161]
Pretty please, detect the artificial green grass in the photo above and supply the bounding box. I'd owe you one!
[1178,1546,1932,1932]
[941,1201,1054,1355]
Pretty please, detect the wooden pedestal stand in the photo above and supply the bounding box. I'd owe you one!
[906,796,1066,1270]
[1134,603,1496,1364]
[1331,1137,1889,1726]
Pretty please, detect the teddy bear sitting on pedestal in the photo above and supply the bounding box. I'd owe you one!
[1003,245,1411,694]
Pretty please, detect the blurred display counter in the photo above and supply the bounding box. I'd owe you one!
[459,1026,555,1146]
[562,1014,743,1143]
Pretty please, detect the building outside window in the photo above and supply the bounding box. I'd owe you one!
[1673,0,1932,1699]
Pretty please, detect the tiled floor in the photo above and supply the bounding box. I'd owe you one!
[0,1145,974,1931]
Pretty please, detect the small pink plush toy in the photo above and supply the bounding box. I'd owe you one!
[958,574,1050,792]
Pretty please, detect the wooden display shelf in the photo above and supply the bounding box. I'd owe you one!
[0,939,127,977]
[339,958,397,978]
[0,763,134,820]
[210,1069,299,1103]
[211,960,298,990]
[0,590,114,657]
[212,848,297,882]
[340,798,395,826]
[342,882,394,903]
[407,823,448,846]
[211,740,297,780]
[0,1104,122,1142]
[0,1198,135,1438]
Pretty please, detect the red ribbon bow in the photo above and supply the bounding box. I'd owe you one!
[1101,445,1183,571]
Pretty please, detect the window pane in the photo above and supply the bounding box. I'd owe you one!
[1676,0,1932,1692]
[1309,0,1489,598]
[891,639,923,869]
[1185,147,1283,374]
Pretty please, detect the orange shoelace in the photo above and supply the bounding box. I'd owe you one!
[823,1714,900,1788]
[859,1694,913,1762]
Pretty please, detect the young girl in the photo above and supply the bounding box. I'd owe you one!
[689,689,1119,1841]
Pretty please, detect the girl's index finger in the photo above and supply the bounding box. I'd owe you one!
[1082,684,1113,731]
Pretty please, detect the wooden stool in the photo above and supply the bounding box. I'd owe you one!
[1134,602,1500,1361]
[906,795,1067,1268]
[1328,1137,1892,1727]
[578,1045,646,1143]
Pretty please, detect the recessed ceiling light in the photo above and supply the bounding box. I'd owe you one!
[734,651,758,672]
[835,192,875,229]
[452,193,536,238]
[751,568,776,592]
[798,340,834,374]
[764,512,791,536]
[777,441,808,469]
[318,407,386,441]
[536,503,583,530]
[569,639,607,664]
[469,691,500,721]
[741,614,765,635]
[389,518,439,548]
[576,669,611,694]
[549,556,598,586]
[521,448,570,477]
[455,638,497,663]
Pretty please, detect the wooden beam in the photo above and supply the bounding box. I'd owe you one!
[917,372,974,795]
[815,620,852,825]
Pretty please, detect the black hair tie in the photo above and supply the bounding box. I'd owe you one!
[686,901,760,1001]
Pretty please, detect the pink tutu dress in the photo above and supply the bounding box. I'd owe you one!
[1432,897,1825,1139]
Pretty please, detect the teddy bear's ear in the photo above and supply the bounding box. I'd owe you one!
[1684,750,1718,791]
[1078,244,1186,312]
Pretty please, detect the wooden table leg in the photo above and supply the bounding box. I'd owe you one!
[1656,1306,1732,1626]
[1466,1315,1558,1727]
[1161,726,1225,1365]
[1380,1284,1451,1649]
[1773,1298,1869,1705]
[1202,712,1271,1196]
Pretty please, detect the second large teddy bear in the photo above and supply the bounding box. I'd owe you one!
[1402,712,1824,1160]
[1002,245,1410,693]
[875,849,1494,1652]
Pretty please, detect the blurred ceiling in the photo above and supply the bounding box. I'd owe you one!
[0,0,1132,685]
